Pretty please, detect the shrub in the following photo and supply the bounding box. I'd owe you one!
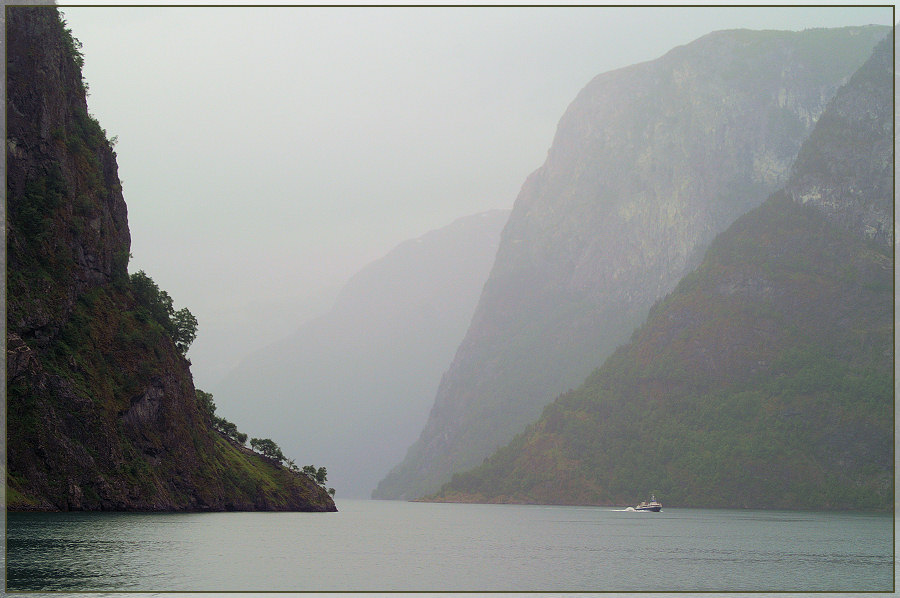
[129,270,197,355]
[250,438,286,464]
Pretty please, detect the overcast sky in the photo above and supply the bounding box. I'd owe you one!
[58,3,893,388]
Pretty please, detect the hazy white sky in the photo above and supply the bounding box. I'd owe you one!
[57,3,893,387]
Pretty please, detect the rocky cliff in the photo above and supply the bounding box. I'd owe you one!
[783,32,893,246]
[212,209,509,498]
[375,25,889,500]
[428,32,893,511]
[6,6,335,512]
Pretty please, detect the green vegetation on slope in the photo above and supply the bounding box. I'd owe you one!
[8,269,335,511]
[375,24,889,502]
[425,29,892,513]
[7,6,335,512]
[431,195,892,511]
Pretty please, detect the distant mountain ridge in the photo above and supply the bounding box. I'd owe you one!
[375,25,889,500]
[212,209,509,498]
[429,32,893,511]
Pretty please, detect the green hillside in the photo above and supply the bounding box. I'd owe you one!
[427,35,893,511]
[376,24,889,501]
[431,195,892,510]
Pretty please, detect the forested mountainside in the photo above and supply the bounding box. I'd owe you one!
[7,6,335,512]
[375,25,888,500]
[211,210,509,498]
[429,33,893,511]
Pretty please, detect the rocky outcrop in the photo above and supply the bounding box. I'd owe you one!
[376,25,889,500]
[7,6,335,512]
[427,31,893,511]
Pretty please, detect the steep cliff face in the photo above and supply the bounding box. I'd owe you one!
[784,33,893,247]
[6,5,130,343]
[375,25,888,500]
[213,210,509,498]
[7,6,335,512]
[429,33,893,511]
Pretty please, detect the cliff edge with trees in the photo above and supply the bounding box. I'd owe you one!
[6,6,335,512]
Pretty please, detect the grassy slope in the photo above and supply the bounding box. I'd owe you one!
[8,278,335,511]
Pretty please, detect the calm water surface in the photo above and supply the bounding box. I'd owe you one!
[6,498,893,592]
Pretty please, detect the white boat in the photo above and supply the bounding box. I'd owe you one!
[634,494,662,512]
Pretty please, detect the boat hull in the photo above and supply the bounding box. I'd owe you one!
[633,494,662,512]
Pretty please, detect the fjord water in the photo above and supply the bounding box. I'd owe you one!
[7,499,892,592]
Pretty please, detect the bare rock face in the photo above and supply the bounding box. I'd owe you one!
[7,6,335,512]
[375,25,889,500]
[785,34,894,247]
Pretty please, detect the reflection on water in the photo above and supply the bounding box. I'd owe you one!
[6,501,894,593]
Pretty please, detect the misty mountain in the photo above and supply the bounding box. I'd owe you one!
[374,25,889,500]
[6,6,334,512]
[211,209,509,497]
[428,32,893,510]
[191,283,342,388]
